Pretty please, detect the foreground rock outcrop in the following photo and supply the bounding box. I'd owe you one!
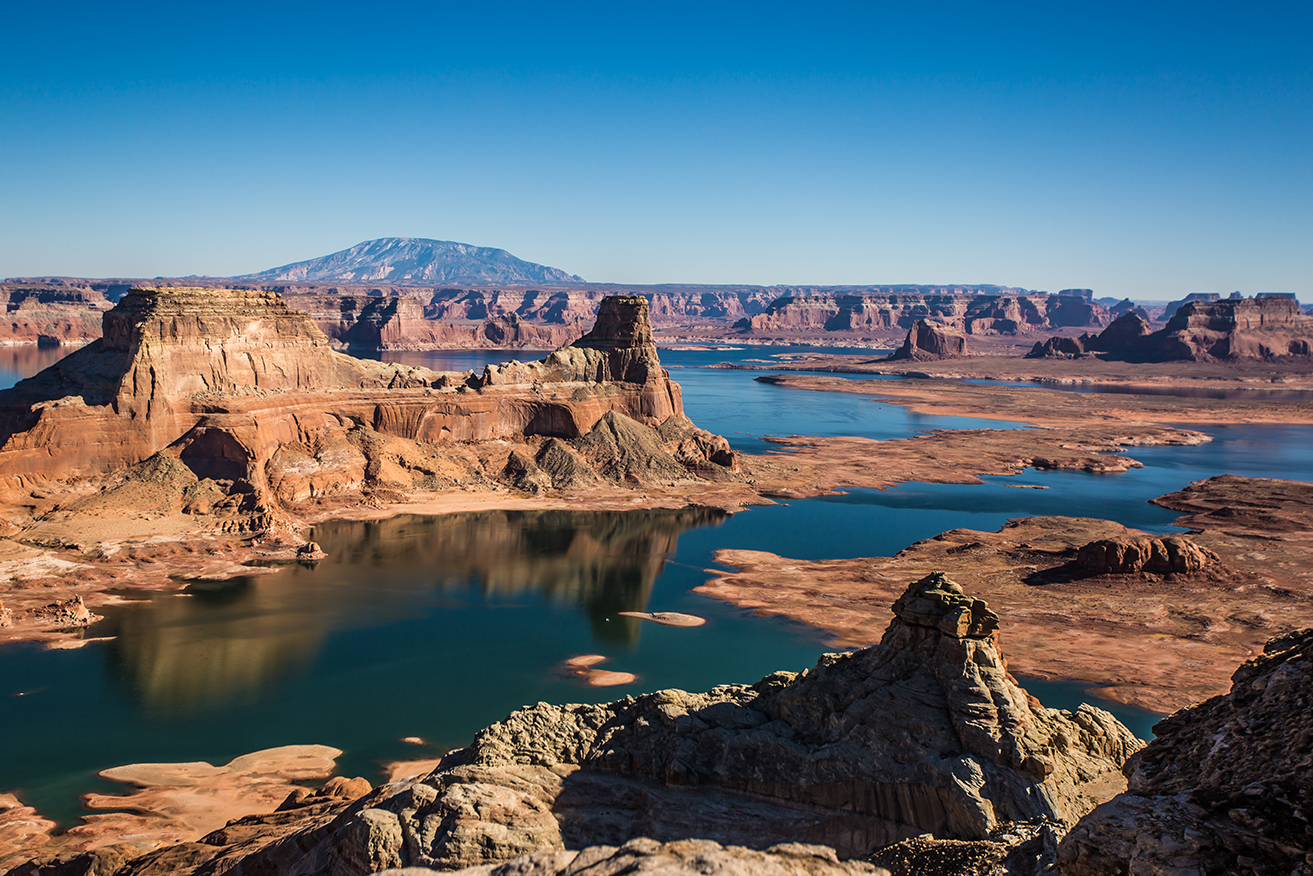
[1059,628,1313,876]
[84,574,1137,875]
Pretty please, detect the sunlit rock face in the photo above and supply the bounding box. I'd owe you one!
[1029,298,1313,362]
[886,319,968,361]
[739,291,1109,338]
[0,289,731,532]
[169,573,1138,873]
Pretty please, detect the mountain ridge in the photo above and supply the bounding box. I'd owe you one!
[236,237,585,286]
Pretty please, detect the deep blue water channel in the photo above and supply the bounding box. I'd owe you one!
[2,344,1311,826]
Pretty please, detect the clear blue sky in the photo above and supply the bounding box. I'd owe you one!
[2,1,1309,299]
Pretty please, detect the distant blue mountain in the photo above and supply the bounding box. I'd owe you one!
[238,238,585,286]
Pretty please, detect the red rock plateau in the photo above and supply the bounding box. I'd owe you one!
[0,283,113,346]
[735,290,1110,342]
[1029,297,1313,362]
[4,279,1121,349]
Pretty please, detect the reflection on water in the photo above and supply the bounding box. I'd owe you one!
[105,508,726,713]
[0,345,74,390]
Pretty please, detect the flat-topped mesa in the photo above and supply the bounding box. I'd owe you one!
[0,289,734,533]
[886,320,969,362]
[100,287,418,403]
[1028,297,1313,362]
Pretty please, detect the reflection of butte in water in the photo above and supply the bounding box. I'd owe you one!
[108,507,725,711]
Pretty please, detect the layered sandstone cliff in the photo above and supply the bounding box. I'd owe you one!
[0,284,111,346]
[737,291,1109,340]
[1028,298,1313,362]
[0,289,733,538]
[287,294,583,350]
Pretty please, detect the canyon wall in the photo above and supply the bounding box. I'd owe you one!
[0,284,113,345]
[737,291,1110,340]
[2,281,1120,348]
[1028,298,1313,362]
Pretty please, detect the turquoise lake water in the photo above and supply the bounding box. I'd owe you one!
[2,344,1310,826]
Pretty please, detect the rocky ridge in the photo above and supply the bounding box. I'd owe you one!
[1059,628,1313,876]
[85,573,1139,875]
[738,291,1109,340]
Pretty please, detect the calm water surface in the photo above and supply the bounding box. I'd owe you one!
[3,343,1309,825]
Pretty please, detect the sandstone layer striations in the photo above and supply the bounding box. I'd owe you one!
[286,294,583,351]
[71,574,1137,875]
[0,283,112,346]
[738,291,1109,341]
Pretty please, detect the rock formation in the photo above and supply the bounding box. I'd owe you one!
[0,289,734,538]
[738,291,1109,340]
[287,294,583,350]
[886,320,968,361]
[1058,628,1313,876]
[1028,298,1313,362]
[1075,534,1218,574]
[87,573,1138,875]
[1025,312,1152,359]
[1135,296,1313,361]
[390,839,890,875]
[1162,291,1222,322]
[0,283,111,345]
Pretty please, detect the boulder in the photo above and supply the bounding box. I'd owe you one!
[1075,534,1218,574]
[1058,629,1313,876]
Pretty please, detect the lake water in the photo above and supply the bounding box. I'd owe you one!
[3,343,1310,827]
